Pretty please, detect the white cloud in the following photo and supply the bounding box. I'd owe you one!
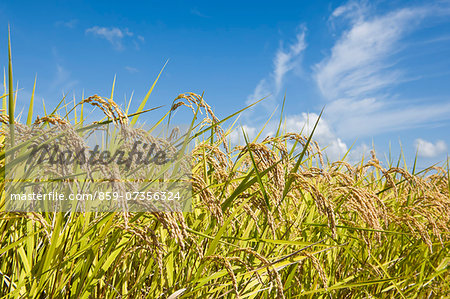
[51,64,78,93]
[346,143,371,164]
[125,66,139,73]
[283,113,348,161]
[239,2,450,165]
[311,1,450,140]
[55,19,78,28]
[86,26,134,50]
[240,23,347,160]
[329,0,371,25]
[329,100,450,139]
[273,29,307,94]
[247,79,271,104]
[228,125,258,145]
[415,139,447,158]
[190,7,210,18]
[316,6,428,100]
[247,26,307,105]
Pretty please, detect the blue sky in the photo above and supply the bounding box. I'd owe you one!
[1,0,450,167]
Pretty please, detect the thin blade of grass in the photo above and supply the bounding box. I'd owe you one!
[8,25,15,146]
[130,60,168,126]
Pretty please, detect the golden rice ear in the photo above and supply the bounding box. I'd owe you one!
[80,95,129,126]
[170,92,229,154]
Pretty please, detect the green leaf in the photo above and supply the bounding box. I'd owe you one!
[26,75,37,126]
[130,60,168,126]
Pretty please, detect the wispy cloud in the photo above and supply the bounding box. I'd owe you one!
[239,1,450,164]
[316,5,428,100]
[273,28,307,95]
[329,0,369,24]
[86,26,135,50]
[51,64,78,94]
[190,7,210,18]
[327,99,450,139]
[313,1,450,140]
[415,139,447,158]
[247,79,270,105]
[243,26,347,159]
[124,66,139,73]
[55,19,78,29]
[247,26,307,105]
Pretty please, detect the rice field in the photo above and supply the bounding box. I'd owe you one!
[1,39,449,298]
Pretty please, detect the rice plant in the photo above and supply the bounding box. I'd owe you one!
[0,38,449,299]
